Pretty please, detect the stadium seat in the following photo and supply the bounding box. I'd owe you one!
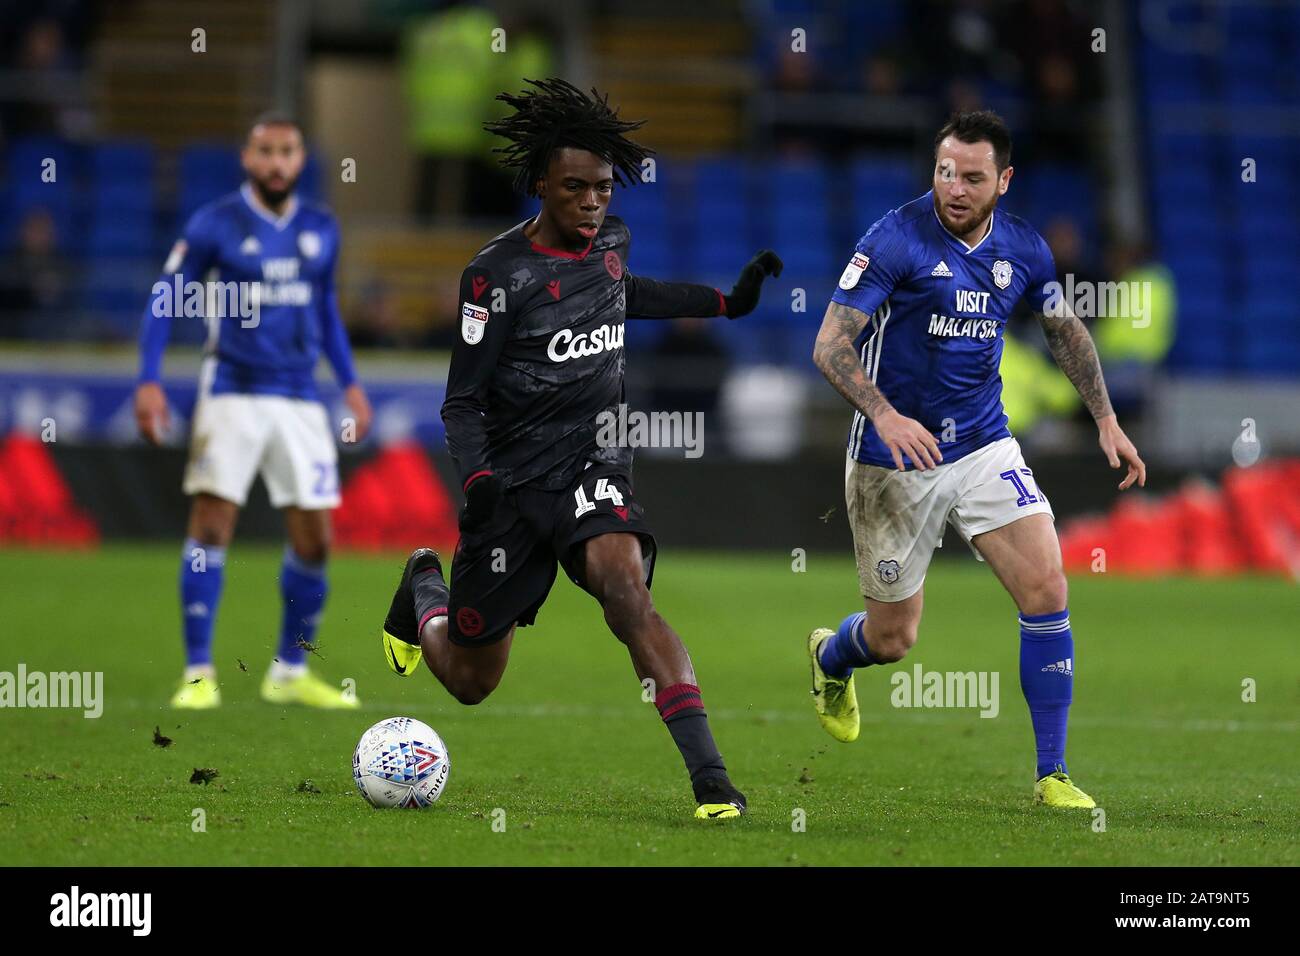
[90,142,154,191]
[689,156,758,278]
[847,155,917,230]
[615,183,673,276]
[178,143,242,222]
[767,158,833,273]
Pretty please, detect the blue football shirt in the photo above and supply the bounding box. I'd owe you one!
[138,183,356,400]
[830,190,1056,469]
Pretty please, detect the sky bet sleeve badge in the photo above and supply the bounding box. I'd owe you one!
[461,302,489,344]
[839,252,869,290]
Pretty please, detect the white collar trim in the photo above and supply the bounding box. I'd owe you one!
[241,182,298,230]
[935,205,994,254]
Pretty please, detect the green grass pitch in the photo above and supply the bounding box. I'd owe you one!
[0,544,1296,866]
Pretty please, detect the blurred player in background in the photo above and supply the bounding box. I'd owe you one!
[808,111,1145,808]
[135,113,372,710]
[379,79,781,819]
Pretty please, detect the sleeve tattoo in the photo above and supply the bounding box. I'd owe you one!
[813,302,894,421]
[1039,307,1114,420]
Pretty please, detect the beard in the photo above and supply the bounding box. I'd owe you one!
[252,173,298,209]
[933,191,998,240]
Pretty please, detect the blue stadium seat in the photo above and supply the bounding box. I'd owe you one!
[767,158,833,274]
[87,217,155,257]
[178,143,242,221]
[614,183,672,276]
[90,141,153,184]
[847,155,917,232]
[1140,49,1208,102]
[690,156,758,278]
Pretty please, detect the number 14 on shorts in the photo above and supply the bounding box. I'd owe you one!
[574,478,625,518]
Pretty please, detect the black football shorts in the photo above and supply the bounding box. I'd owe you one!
[447,463,656,646]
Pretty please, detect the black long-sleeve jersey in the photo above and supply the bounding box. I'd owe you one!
[441,215,725,492]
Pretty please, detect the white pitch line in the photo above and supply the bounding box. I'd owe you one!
[97,698,1300,733]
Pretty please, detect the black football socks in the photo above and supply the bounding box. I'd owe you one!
[410,555,450,639]
[654,682,732,791]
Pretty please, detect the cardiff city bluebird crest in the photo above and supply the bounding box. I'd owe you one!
[991,260,1013,289]
[876,559,901,584]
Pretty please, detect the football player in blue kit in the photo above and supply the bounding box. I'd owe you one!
[808,111,1146,808]
[136,114,371,710]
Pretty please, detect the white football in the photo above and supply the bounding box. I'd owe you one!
[352,716,450,809]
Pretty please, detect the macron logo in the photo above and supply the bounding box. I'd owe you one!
[185,602,208,618]
[1041,658,1073,676]
[931,260,953,277]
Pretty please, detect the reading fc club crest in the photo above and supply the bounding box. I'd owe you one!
[991,259,1013,289]
[298,230,321,258]
[876,559,901,584]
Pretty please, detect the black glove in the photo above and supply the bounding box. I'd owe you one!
[460,470,506,531]
[723,249,783,319]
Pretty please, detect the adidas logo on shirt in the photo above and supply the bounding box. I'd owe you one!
[1040,659,1073,675]
[931,260,953,277]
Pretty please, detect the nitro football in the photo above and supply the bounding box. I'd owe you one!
[352,717,450,809]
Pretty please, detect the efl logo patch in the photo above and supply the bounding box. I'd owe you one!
[838,252,869,290]
[461,302,489,345]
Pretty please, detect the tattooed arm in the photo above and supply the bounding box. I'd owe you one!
[813,302,891,419]
[1038,304,1147,490]
[813,300,941,471]
[1038,305,1113,421]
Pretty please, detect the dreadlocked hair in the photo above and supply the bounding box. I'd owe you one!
[484,77,653,197]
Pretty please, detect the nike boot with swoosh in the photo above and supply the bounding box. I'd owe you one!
[381,548,443,677]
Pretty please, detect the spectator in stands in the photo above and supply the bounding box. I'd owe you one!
[0,207,68,339]
[347,279,406,350]
[0,2,98,142]
[402,2,553,223]
[1093,242,1177,418]
[1004,0,1100,162]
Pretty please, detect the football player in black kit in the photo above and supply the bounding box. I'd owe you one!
[379,79,781,819]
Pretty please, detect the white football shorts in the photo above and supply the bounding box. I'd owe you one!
[845,436,1053,602]
[183,391,340,510]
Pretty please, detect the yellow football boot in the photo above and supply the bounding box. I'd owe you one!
[381,548,443,677]
[170,673,221,709]
[808,627,859,742]
[260,668,360,709]
[694,775,747,820]
[1033,770,1096,808]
